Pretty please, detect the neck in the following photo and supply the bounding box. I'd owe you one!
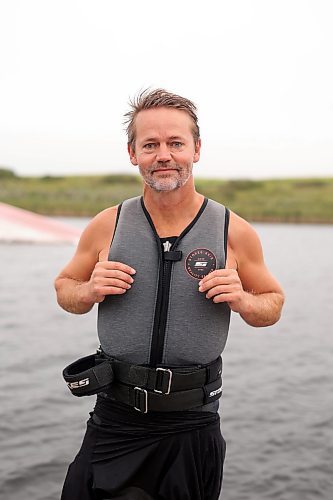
[142,177,204,236]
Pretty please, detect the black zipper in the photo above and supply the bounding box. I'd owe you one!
[153,258,173,366]
[140,197,208,367]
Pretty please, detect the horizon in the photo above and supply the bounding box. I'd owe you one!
[1,165,332,182]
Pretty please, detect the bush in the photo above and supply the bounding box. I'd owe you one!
[0,167,17,179]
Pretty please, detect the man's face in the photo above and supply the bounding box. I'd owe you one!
[128,107,201,192]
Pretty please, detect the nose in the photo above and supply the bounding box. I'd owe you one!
[156,144,172,162]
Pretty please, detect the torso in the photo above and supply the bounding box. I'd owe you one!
[97,195,231,367]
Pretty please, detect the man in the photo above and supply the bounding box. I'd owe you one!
[55,89,284,500]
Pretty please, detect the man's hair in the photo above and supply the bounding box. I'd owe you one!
[124,88,200,149]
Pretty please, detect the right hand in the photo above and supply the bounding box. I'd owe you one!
[86,260,136,303]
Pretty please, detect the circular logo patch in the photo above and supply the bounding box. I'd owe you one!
[185,248,217,280]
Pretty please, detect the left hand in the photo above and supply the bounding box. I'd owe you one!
[198,268,248,313]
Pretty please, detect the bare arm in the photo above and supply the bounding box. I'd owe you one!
[199,212,285,327]
[54,207,136,314]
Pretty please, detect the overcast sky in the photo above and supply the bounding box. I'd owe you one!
[0,0,332,179]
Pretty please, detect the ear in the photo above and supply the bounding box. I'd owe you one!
[193,139,201,163]
[128,143,138,166]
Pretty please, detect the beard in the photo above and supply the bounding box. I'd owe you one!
[139,162,193,192]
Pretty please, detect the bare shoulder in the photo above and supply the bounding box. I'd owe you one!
[55,205,118,282]
[228,210,283,295]
[228,210,264,265]
[78,205,118,259]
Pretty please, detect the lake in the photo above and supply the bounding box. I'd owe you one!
[0,221,332,500]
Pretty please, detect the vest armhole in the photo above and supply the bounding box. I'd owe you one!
[224,207,230,265]
[109,203,123,249]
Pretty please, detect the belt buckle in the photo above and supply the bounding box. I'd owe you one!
[134,387,148,413]
[154,368,172,395]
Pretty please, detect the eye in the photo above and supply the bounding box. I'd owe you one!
[170,141,183,149]
[143,143,156,150]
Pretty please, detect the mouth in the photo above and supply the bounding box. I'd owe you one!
[152,168,178,174]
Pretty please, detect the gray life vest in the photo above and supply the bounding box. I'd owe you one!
[98,196,231,368]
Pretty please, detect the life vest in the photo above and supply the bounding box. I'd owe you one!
[98,196,231,368]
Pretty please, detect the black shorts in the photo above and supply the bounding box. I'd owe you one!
[61,396,226,500]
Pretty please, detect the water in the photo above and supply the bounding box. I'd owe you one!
[1,221,332,500]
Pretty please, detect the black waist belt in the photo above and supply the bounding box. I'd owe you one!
[110,377,223,413]
[63,350,223,412]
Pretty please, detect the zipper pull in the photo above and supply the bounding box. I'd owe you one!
[164,251,182,261]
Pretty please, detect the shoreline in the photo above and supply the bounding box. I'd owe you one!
[1,173,332,224]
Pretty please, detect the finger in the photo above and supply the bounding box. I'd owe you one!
[199,272,239,292]
[102,269,135,284]
[205,285,231,299]
[104,278,132,290]
[199,269,229,286]
[100,261,136,275]
[199,275,230,292]
[100,286,128,296]
[212,293,232,304]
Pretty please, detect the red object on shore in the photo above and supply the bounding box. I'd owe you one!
[0,202,82,244]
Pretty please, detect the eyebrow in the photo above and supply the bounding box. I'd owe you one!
[168,136,185,141]
[141,137,158,143]
[141,135,185,143]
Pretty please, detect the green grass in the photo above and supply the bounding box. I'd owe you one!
[195,178,333,223]
[1,172,332,223]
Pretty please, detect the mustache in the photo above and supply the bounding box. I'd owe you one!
[150,163,180,172]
